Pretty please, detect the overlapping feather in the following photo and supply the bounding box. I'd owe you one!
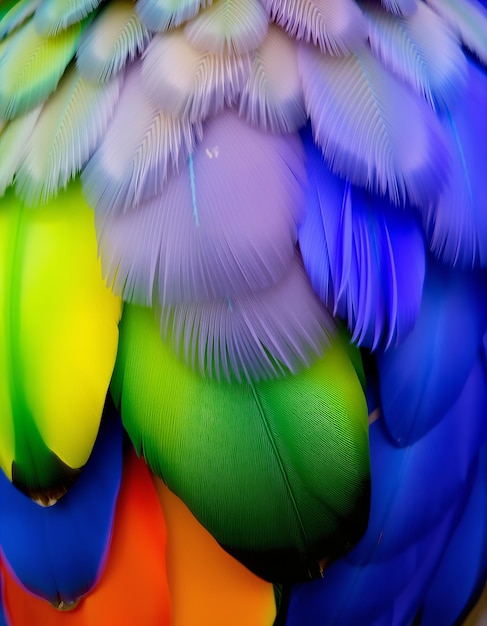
[34,0,100,36]
[112,304,370,583]
[77,0,151,83]
[184,0,268,55]
[0,0,40,40]
[135,0,212,32]
[298,42,449,207]
[239,24,306,133]
[15,64,122,205]
[97,109,305,306]
[141,29,252,121]
[262,0,368,55]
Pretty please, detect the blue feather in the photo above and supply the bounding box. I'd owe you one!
[377,261,487,444]
[420,446,487,625]
[0,404,123,607]
[299,128,425,351]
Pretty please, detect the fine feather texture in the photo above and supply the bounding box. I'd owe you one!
[365,0,468,111]
[15,64,122,205]
[184,0,268,55]
[77,0,152,83]
[423,58,487,268]
[425,0,487,66]
[136,0,213,32]
[97,109,305,306]
[239,24,306,133]
[0,0,40,40]
[0,105,42,196]
[377,262,487,445]
[0,182,121,495]
[159,254,335,382]
[34,0,100,36]
[112,304,370,583]
[0,410,122,607]
[141,29,252,121]
[0,18,84,119]
[298,42,450,207]
[299,130,425,350]
[263,0,368,55]
[381,0,417,15]
[83,61,201,215]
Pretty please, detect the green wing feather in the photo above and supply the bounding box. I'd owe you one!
[112,304,370,583]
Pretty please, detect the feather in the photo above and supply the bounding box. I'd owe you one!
[76,0,151,83]
[82,61,201,216]
[0,181,121,499]
[141,29,252,121]
[0,105,42,196]
[284,497,462,625]
[423,58,487,268]
[381,0,417,16]
[262,0,368,56]
[365,0,468,112]
[420,446,487,625]
[1,450,171,626]
[15,64,122,205]
[0,408,122,607]
[350,359,487,565]
[155,480,277,626]
[34,0,100,36]
[0,17,84,119]
[97,109,305,307]
[238,24,306,133]
[112,304,370,583]
[298,42,449,207]
[299,129,425,351]
[159,254,335,382]
[425,0,487,66]
[0,0,40,40]
[184,0,268,55]
[377,262,487,445]
[135,0,212,32]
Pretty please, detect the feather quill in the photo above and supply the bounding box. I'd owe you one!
[425,0,487,66]
[141,29,252,121]
[15,64,122,205]
[34,0,100,36]
[97,109,305,307]
[239,24,306,133]
[82,61,201,216]
[160,254,334,381]
[262,0,368,55]
[365,0,467,111]
[0,18,84,119]
[77,0,151,83]
[184,0,268,55]
[112,304,370,583]
[298,42,449,207]
[135,0,212,32]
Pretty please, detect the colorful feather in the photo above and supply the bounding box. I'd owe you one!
[97,109,305,306]
[0,0,40,40]
[76,0,151,83]
[365,0,467,112]
[141,29,252,121]
[34,0,100,36]
[112,304,370,583]
[15,64,122,205]
[0,17,85,119]
[0,406,122,607]
[0,181,121,499]
[82,61,201,216]
[135,0,212,32]
[238,25,306,133]
[298,42,449,207]
[263,0,368,56]
[184,0,268,55]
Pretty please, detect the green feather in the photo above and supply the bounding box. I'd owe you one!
[112,304,371,583]
[0,0,40,40]
[0,17,85,119]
